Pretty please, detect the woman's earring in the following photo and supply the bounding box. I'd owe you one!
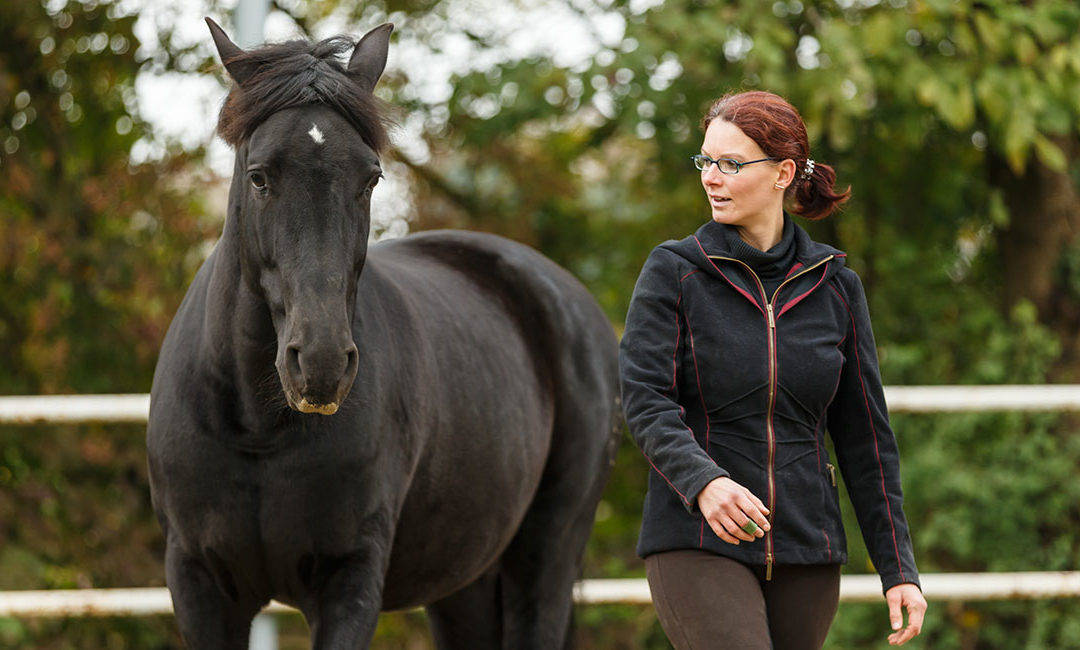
[774,183,786,190]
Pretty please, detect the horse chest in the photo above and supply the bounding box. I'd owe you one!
[154,424,391,560]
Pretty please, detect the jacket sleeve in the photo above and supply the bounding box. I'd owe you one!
[827,272,920,594]
[620,247,727,514]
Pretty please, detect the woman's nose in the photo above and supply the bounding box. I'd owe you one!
[701,165,725,185]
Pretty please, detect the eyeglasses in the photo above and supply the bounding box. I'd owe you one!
[691,154,777,174]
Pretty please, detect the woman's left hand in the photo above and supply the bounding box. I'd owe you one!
[885,583,926,645]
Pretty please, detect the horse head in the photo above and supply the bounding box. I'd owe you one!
[207,18,392,415]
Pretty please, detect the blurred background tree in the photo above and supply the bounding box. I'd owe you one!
[2,0,1080,647]
[0,0,218,646]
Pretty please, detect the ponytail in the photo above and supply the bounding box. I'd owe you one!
[790,159,850,221]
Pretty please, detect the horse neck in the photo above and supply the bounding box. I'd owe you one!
[201,231,282,416]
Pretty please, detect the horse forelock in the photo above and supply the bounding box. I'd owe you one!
[216,37,391,153]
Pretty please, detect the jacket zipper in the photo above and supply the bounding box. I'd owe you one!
[765,300,777,580]
[709,254,834,580]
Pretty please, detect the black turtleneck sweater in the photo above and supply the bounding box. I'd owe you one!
[721,216,796,301]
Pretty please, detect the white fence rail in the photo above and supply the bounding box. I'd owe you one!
[4,385,1080,425]
[2,570,1080,619]
[0,393,150,424]
[882,384,1080,413]
[2,386,1080,644]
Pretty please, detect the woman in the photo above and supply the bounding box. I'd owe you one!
[620,91,926,649]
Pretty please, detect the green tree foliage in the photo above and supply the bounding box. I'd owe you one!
[417,0,1080,336]
[1,0,212,646]
[1,0,215,394]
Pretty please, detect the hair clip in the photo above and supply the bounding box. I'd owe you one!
[801,158,815,180]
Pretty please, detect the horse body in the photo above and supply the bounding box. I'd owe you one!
[148,20,619,649]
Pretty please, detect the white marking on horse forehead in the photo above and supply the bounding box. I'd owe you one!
[308,123,325,144]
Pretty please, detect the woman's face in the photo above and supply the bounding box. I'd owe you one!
[699,119,786,230]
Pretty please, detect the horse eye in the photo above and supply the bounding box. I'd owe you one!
[249,171,268,192]
[361,173,383,198]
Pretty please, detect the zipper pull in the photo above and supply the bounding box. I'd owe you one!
[766,552,774,581]
[766,303,776,329]
[827,463,837,487]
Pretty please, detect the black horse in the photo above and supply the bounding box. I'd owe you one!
[146,18,621,649]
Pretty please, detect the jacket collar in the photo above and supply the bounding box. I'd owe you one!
[659,217,847,312]
[688,217,845,271]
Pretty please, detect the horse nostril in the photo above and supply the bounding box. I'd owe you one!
[344,346,358,379]
[285,344,302,385]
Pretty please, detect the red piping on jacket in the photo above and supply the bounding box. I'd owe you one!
[672,269,700,392]
[693,236,763,312]
[815,335,847,472]
[677,266,720,545]
[829,283,906,583]
[778,266,829,318]
[778,253,846,317]
[642,451,688,504]
[640,267,714,515]
[684,305,714,547]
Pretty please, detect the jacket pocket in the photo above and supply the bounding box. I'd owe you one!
[820,461,844,524]
[819,461,845,559]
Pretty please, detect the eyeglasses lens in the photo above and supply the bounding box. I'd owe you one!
[693,156,742,174]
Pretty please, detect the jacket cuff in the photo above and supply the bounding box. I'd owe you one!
[881,575,922,596]
[681,466,729,514]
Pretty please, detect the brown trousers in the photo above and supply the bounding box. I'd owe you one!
[645,549,841,650]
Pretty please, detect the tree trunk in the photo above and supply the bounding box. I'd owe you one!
[992,136,1080,376]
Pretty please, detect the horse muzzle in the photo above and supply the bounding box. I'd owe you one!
[277,338,359,416]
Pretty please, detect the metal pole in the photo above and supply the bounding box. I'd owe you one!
[233,0,270,48]
[231,7,273,648]
[250,614,279,650]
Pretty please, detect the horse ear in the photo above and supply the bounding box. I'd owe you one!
[205,17,259,85]
[347,23,393,93]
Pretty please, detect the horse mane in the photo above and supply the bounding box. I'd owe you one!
[216,36,391,152]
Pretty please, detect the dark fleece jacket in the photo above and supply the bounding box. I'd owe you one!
[619,218,920,593]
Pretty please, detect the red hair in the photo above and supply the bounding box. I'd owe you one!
[702,91,850,220]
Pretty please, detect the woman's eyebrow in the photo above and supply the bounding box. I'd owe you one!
[701,149,747,159]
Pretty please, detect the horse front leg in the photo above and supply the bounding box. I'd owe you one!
[304,545,390,650]
[307,564,385,648]
[166,541,262,650]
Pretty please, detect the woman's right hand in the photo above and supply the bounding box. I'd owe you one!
[696,476,771,544]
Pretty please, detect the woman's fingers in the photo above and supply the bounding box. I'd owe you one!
[702,508,752,544]
[719,514,756,542]
[885,584,927,646]
[735,494,771,533]
[706,516,742,544]
[744,490,769,515]
[735,515,765,539]
[697,478,772,545]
